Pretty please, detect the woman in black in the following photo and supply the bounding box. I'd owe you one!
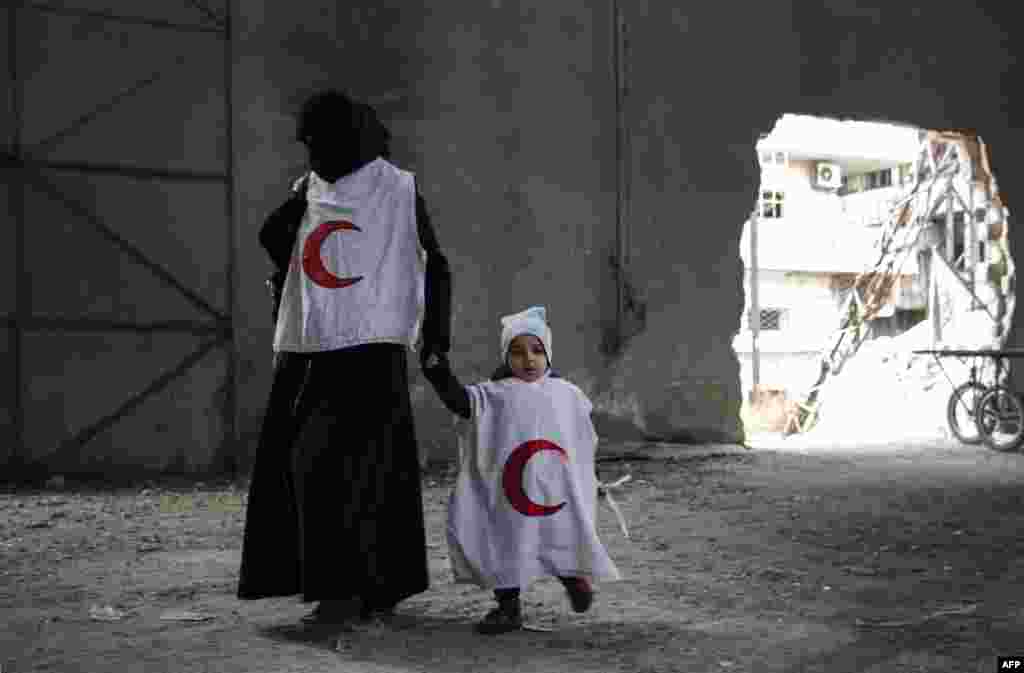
[237,90,452,625]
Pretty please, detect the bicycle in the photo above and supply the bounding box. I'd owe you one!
[917,348,1024,452]
[944,364,991,445]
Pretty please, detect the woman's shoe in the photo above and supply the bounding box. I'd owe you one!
[300,598,360,624]
[358,598,398,623]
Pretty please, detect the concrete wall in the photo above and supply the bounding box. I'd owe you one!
[1,168,13,467]
[234,2,622,461]
[734,269,844,399]
[737,269,840,347]
[232,0,1022,464]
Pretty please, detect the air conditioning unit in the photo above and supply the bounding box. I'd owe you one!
[816,162,842,190]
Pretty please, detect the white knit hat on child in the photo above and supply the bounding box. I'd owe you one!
[500,306,552,366]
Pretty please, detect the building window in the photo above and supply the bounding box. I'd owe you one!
[758,308,787,331]
[863,168,893,190]
[847,168,898,194]
[843,173,864,195]
[759,150,788,168]
[760,189,784,218]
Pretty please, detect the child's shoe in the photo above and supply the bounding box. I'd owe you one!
[474,597,522,634]
[560,576,594,613]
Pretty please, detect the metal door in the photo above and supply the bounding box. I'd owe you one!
[3,1,236,476]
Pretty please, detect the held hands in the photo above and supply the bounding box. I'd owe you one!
[418,347,471,419]
[419,347,451,389]
[419,344,450,372]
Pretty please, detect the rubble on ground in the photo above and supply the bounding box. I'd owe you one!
[805,311,997,442]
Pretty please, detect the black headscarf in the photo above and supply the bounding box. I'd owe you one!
[259,91,393,314]
[297,90,391,181]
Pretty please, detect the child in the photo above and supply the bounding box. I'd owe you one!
[422,306,621,634]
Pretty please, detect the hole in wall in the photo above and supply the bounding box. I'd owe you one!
[735,113,1014,443]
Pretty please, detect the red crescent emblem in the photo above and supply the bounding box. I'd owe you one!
[302,220,364,289]
[502,439,568,517]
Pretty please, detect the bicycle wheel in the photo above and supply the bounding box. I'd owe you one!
[975,386,1024,452]
[945,382,988,445]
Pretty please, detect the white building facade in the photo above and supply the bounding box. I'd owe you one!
[735,115,926,398]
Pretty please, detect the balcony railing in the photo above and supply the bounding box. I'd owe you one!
[840,186,907,227]
[745,219,885,273]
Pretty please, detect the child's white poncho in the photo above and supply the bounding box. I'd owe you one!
[448,375,621,590]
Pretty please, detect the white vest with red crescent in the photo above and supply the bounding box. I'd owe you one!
[448,375,622,589]
[273,158,425,352]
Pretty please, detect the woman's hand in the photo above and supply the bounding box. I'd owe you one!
[420,347,449,372]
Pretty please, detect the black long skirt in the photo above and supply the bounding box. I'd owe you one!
[237,343,429,606]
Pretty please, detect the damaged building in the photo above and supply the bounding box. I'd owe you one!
[742,123,1014,437]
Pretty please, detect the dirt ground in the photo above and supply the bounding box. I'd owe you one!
[2,437,1023,673]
